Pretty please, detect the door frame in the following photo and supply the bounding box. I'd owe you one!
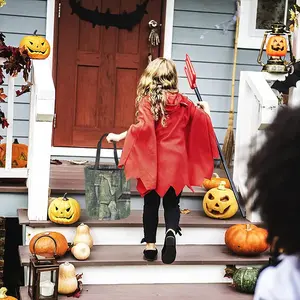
[46,0,175,158]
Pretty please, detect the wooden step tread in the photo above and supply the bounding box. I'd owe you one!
[18,209,254,228]
[20,283,253,300]
[19,244,269,267]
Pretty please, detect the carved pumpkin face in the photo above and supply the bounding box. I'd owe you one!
[19,31,50,59]
[203,181,238,219]
[48,193,81,225]
[266,35,287,57]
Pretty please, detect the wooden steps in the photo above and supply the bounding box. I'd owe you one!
[19,244,269,267]
[20,283,253,300]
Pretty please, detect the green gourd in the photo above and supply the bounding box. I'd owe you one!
[225,265,260,294]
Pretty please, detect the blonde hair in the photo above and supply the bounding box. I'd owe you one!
[136,57,178,126]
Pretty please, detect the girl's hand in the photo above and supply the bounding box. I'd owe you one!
[197,101,211,116]
[106,133,120,143]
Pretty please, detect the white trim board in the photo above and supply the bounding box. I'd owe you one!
[48,0,175,158]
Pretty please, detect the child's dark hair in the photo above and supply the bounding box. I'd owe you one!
[247,106,300,254]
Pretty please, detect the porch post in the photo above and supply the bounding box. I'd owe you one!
[27,60,55,221]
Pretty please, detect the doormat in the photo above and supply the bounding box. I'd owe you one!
[69,0,149,30]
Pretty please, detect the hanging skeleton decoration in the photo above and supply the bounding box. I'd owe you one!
[69,0,149,30]
[148,20,161,63]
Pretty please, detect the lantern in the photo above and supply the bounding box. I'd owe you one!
[257,23,295,73]
[28,235,59,300]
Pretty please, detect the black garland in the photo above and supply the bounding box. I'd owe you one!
[69,0,149,30]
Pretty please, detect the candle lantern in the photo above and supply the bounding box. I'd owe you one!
[28,235,59,300]
[257,22,295,73]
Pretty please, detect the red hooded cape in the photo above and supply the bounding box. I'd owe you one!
[119,93,219,197]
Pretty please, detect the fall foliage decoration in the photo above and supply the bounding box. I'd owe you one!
[0,138,28,168]
[0,287,17,300]
[266,35,288,57]
[19,30,51,59]
[203,181,238,219]
[69,0,149,30]
[48,193,81,225]
[202,173,230,190]
[29,231,69,258]
[225,224,269,256]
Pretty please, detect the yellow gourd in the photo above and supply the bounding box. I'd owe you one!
[73,223,93,248]
[58,262,78,295]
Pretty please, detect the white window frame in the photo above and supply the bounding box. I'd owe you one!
[238,0,292,49]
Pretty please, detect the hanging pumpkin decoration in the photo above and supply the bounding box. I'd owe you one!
[29,231,69,258]
[225,224,269,256]
[266,35,288,57]
[0,287,17,300]
[0,139,28,168]
[48,193,81,225]
[224,265,260,294]
[202,173,230,190]
[19,30,51,59]
[203,181,238,219]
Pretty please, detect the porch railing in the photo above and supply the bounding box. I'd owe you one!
[0,59,55,221]
[233,71,280,222]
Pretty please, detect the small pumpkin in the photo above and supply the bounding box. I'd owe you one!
[266,35,287,57]
[19,30,51,59]
[0,139,28,168]
[203,181,238,219]
[48,193,81,225]
[0,287,17,300]
[225,265,260,294]
[71,242,90,260]
[29,231,69,258]
[225,224,269,256]
[202,173,230,190]
[73,223,93,248]
[58,262,78,295]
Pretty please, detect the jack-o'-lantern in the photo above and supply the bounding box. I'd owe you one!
[266,35,287,57]
[19,30,50,59]
[0,139,28,168]
[203,181,238,219]
[48,193,81,225]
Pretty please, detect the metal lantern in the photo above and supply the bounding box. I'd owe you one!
[28,235,59,300]
[257,23,295,73]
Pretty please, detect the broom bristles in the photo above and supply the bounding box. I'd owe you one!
[221,126,235,169]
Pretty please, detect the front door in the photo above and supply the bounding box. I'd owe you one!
[53,0,164,148]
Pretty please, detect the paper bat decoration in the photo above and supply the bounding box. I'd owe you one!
[69,0,149,30]
[271,61,300,94]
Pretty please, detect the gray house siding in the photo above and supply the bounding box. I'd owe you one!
[173,0,261,146]
[0,0,47,145]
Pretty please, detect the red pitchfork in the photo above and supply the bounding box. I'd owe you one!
[184,54,246,218]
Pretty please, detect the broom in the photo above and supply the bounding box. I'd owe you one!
[221,0,240,168]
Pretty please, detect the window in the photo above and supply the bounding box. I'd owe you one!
[238,0,296,49]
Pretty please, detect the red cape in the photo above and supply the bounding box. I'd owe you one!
[119,93,219,197]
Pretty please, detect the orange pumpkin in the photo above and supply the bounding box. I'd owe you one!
[202,173,230,190]
[29,231,69,258]
[0,139,28,168]
[0,287,17,300]
[266,35,287,57]
[225,224,269,256]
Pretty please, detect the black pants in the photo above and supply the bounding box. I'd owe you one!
[142,187,182,243]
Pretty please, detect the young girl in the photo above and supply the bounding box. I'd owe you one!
[247,106,300,299]
[107,58,218,264]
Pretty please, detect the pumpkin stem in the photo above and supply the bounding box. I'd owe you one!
[224,265,238,279]
[217,181,226,191]
[13,138,19,144]
[246,224,252,231]
[0,287,8,299]
[212,173,220,178]
[33,29,38,35]
[63,193,68,200]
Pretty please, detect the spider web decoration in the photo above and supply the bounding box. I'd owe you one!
[69,0,149,30]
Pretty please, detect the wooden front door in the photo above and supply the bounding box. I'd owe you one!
[53,0,164,148]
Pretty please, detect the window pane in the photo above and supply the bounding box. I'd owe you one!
[256,0,296,30]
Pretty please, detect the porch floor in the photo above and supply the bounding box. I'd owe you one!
[0,161,230,196]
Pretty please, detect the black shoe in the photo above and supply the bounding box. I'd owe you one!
[143,248,158,261]
[162,229,176,264]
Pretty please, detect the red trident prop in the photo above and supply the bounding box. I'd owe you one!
[184,54,246,218]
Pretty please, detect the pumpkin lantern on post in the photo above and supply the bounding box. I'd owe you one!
[28,234,59,300]
[257,22,294,73]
